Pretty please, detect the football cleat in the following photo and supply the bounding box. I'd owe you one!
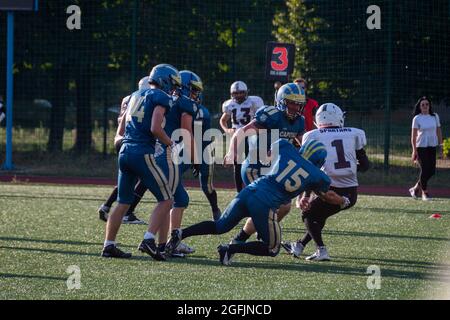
[176,242,195,254]
[409,187,420,200]
[305,246,330,261]
[170,250,187,258]
[138,238,166,261]
[281,241,304,258]
[217,244,233,266]
[122,213,147,225]
[101,244,131,259]
[98,205,110,222]
[422,192,431,201]
[165,229,183,257]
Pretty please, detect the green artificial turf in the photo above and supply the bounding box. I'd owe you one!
[1,183,450,300]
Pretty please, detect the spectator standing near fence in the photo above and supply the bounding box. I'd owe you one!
[294,78,319,132]
[409,96,443,201]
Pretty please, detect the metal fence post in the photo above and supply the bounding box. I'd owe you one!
[130,0,138,92]
[2,12,15,171]
[383,1,393,173]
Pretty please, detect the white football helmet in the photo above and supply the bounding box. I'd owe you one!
[138,76,151,91]
[230,81,248,103]
[315,103,345,127]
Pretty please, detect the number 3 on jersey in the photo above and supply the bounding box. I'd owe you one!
[126,95,145,123]
[275,160,309,192]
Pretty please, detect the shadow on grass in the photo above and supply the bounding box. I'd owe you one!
[165,255,450,282]
[280,228,450,242]
[0,193,207,206]
[0,273,66,281]
[352,206,450,215]
[0,236,135,248]
[334,255,450,270]
[3,243,450,283]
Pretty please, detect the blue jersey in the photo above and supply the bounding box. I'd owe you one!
[162,94,199,146]
[248,139,330,209]
[122,88,173,154]
[193,104,212,152]
[245,105,305,170]
[255,105,305,142]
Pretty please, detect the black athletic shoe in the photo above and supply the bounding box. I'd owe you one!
[165,229,182,257]
[98,206,109,222]
[138,238,166,261]
[217,244,232,266]
[101,244,131,258]
[123,213,147,225]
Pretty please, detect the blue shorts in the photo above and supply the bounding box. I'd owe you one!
[157,148,188,208]
[117,151,172,204]
[215,188,281,255]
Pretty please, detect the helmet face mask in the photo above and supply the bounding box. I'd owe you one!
[315,103,345,128]
[285,99,305,120]
[230,81,248,104]
[180,70,203,102]
[276,83,306,121]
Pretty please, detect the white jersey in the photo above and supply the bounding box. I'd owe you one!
[222,95,264,129]
[118,95,130,125]
[302,127,367,188]
[0,101,5,123]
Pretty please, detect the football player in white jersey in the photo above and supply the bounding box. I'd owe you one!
[220,81,264,192]
[283,103,370,261]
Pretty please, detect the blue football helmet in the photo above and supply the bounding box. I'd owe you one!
[299,139,327,168]
[276,83,306,121]
[148,64,181,94]
[180,70,204,103]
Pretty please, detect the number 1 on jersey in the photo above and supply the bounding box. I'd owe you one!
[331,139,351,169]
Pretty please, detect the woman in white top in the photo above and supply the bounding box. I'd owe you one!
[409,96,443,201]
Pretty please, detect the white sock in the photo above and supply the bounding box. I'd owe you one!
[104,240,116,248]
[144,231,155,240]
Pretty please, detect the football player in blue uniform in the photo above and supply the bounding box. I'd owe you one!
[227,83,307,244]
[150,70,200,257]
[101,64,181,259]
[191,88,221,221]
[165,139,351,265]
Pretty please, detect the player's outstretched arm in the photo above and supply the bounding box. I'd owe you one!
[224,120,259,165]
[318,190,350,209]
